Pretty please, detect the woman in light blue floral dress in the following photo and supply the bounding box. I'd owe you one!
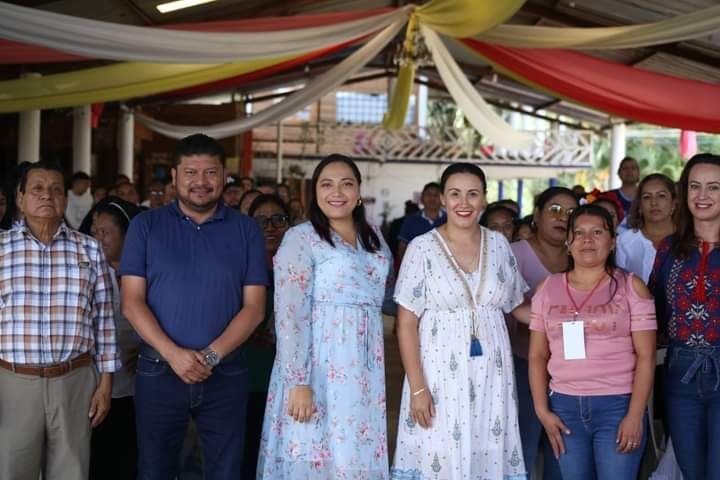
[257,155,392,479]
[391,163,528,480]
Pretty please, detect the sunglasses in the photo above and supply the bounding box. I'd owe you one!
[254,214,289,229]
[547,204,574,219]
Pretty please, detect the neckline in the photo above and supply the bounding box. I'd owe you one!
[434,228,481,274]
[564,271,612,292]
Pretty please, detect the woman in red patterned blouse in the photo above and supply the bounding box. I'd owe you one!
[649,153,720,480]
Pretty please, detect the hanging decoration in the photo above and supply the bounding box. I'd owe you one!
[135,18,405,139]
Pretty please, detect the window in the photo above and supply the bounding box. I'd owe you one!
[336,92,416,125]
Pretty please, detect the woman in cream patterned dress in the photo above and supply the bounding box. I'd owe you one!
[391,163,528,480]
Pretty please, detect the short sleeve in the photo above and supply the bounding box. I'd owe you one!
[243,220,270,286]
[627,273,657,332]
[273,226,315,386]
[393,238,427,318]
[498,234,529,313]
[397,215,414,244]
[529,279,548,333]
[118,214,149,278]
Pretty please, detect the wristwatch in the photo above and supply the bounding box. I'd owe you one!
[201,348,220,367]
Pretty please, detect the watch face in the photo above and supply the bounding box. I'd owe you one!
[204,351,220,367]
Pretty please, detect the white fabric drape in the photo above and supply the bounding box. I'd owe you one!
[135,19,405,139]
[0,2,410,63]
[478,5,720,49]
[421,25,535,151]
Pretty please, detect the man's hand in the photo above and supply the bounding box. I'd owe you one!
[166,347,212,384]
[89,373,112,428]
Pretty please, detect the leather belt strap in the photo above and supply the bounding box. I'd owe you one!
[0,352,92,378]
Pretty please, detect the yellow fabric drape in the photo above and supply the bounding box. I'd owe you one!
[416,0,526,38]
[382,14,418,129]
[383,0,526,130]
[0,55,295,112]
[478,4,720,49]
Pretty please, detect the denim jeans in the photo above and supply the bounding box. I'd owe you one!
[549,391,646,480]
[134,347,249,480]
[514,356,563,480]
[664,345,720,480]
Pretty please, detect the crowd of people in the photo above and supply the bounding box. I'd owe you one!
[1,139,719,480]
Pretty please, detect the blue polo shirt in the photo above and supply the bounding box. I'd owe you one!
[398,210,446,244]
[119,201,268,350]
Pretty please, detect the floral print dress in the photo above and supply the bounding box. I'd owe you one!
[257,222,392,479]
[391,229,528,480]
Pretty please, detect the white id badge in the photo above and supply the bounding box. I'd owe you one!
[562,321,586,360]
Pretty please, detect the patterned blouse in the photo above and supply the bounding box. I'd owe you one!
[649,237,720,347]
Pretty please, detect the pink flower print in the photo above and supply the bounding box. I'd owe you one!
[287,264,310,290]
[327,365,347,383]
[374,435,387,460]
[287,441,302,459]
[357,376,370,396]
[377,393,386,408]
[311,442,331,470]
[356,422,371,444]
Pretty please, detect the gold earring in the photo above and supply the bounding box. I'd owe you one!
[357,199,363,206]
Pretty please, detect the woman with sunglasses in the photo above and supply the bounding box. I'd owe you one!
[649,154,720,479]
[509,187,578,480]
[258,155,392,479]
[616,174,676,284]
[528,204,656,480]
[243,194,291,479]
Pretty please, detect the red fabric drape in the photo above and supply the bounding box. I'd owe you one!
[0,7,394,64]
[461,39,720,133]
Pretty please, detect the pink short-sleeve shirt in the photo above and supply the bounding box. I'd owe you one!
[529,270,656,396]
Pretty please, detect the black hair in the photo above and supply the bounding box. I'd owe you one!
[513,214,534,241]
[565,204,619,301]
[92,196,142,235]
[248,194,290,218]
[421,182,441,195]
[308,154,380,253]
[223,181,243,193]
[238,189,261,210]
[479,203,518,227]
[0,186,10,230]
[439,162,487,193]
[673,153,720,258]
[627,173,676,230]
[618,156,638,171]
[534,186,577,212]
[72,171,90,182]
[18,161,67,194]
[173,133,225,166]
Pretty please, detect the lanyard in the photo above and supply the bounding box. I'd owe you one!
[565,272,606,320]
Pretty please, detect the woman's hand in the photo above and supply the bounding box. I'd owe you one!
[410,388,435,429]
[537,409,570,459]
[287,385,315,423]
[616,412,644,453]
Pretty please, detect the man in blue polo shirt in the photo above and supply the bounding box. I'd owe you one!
[397,181,446,263]
[120,134,267,479]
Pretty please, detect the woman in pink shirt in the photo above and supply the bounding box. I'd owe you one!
[528,204,657,479]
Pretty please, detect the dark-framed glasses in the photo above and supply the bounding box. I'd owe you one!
[547,204,574,219]
[254,213,289,229]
